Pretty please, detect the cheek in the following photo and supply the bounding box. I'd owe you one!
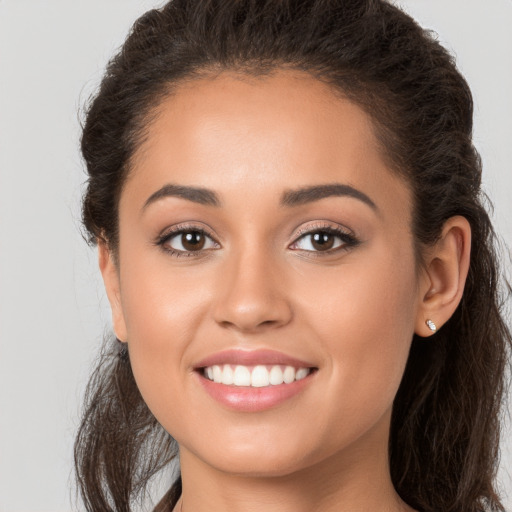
[119,230,215,342]
[298,243,419,420]
[116,249,214,418]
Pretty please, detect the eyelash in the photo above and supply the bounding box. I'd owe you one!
[155,222,360,258]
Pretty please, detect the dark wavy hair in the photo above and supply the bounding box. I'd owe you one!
[75,1,512,511]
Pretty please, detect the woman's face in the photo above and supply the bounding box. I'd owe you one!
[107,70,424,477]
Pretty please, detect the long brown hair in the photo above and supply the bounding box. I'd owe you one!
[75,1,512,511]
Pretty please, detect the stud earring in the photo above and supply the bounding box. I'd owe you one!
[425,319,437,332]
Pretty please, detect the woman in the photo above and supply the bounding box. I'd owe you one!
[74,1,511,511]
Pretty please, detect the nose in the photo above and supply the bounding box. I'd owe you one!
[213,248,293,333]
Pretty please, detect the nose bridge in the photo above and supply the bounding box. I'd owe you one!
[213,238,292,331]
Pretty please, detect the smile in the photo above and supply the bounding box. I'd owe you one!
[202,364,312,387]
[194,349,318,411]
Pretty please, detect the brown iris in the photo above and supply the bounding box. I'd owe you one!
[181,231,206,251]
[311,232,335,251]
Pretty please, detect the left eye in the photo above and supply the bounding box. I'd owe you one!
[291,230,350,252]
[164,230,218,252]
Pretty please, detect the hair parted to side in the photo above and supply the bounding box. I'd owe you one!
[76,1,512,511]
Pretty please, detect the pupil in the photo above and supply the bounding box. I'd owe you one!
[312,232,334,251]
[182,232,205,251]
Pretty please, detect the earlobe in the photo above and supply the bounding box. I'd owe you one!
[98,241,128,342]
[415,216,471,337]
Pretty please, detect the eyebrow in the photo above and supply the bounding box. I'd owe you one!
[143,184,221,210]
[280,183,378,211]
[142,182,377,212]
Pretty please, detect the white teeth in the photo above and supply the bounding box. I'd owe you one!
[212,365,222,383]
[221,364,234,385]
[269,365,284,385]
[283,366,295,384]
[233,365,251,386]
[296,368,309,381]
[203,364,312,387]
[251,365,270,387]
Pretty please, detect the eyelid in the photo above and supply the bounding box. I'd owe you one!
[292,221,355,240]
[157,222,218,242]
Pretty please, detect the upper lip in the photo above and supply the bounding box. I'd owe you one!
[194,349,317,369]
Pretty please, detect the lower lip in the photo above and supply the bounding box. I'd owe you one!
[196,371,315,412]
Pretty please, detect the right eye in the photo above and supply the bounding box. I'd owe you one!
[157,227,219,256]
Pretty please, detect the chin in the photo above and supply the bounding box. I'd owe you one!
[179,423,344,479]
[202,449,314,478]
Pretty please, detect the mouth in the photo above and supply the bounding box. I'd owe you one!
[193,349,318,412]
[200,364,314,388]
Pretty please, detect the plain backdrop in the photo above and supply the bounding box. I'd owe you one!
[0,1,511,511]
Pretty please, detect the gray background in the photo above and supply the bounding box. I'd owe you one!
[0,1,510,511]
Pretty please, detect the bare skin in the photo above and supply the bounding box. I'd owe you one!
[99,70,471,512]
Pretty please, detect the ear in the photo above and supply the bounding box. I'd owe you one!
[98,241,128,343]
[415,216,471,337]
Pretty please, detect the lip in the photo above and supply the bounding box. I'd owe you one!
[193,348,316,369]
[193,349,318,412]
[197,375,315,412]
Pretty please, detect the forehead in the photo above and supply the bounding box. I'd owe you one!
[125,69,411,221]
